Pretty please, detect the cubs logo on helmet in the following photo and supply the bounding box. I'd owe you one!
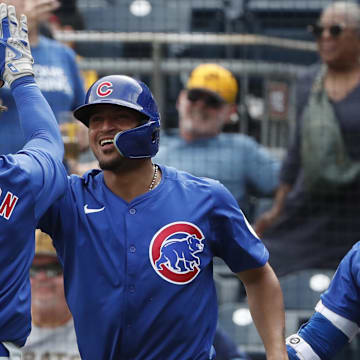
[149,222,205,285]
[96,81,113,97]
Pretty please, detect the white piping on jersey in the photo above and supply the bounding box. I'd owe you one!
[315,300,360,341]
[286,334,321,360]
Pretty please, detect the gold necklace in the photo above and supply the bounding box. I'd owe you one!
[149,165,158,191]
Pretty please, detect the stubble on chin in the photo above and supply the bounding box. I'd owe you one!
[98,157,125,173]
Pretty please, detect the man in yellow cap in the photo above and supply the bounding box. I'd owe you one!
[21,230,80,359]
[155,63,280,220]
[178,63,238,142]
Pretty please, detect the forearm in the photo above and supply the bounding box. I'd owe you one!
[287,301,359,359]
[11,76,64,160]
[237,264,288,359]
[269,183,292,216]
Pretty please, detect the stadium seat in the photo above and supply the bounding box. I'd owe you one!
[279,268,335,310]
[218,302,265,355]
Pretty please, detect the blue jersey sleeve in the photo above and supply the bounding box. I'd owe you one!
[9,77,67,218]
[209,180,269,272]
[321,241,360,325]
[286,242,360,360]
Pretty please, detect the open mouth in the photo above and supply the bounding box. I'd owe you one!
[100,138,114,146]
[99,138,115,151]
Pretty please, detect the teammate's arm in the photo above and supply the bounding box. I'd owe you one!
[0,4,66,216]
[236,263,288,360]
[0,6,63,161]
[287,301,359,360]
[286,242,360,359]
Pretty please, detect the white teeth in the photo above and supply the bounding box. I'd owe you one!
[100,139,114,146]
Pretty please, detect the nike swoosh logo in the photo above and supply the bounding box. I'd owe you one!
[84,204,105,214]
[0,40,22,60]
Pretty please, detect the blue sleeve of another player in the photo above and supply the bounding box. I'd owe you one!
[286,312,351,359]
[321,242,360,324]
[11,76,67,218]
[12,77,63,159]
[286,242,360,359]
[209,180,268,272]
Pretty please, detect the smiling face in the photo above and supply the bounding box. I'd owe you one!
[317,6,360,69]
[88,104,146,171]
[177,89,232,142]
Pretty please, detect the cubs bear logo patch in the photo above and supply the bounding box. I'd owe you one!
[149,221,205,284]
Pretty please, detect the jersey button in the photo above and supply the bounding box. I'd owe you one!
[129,208,136,215]
[129,285,135,293]
[129,245,136,253]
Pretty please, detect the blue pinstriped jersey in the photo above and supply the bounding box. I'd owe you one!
[39,165,268,360]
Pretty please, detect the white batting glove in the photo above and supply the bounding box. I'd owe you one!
[0,3,34,87]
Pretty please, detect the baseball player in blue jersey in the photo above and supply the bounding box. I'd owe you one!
[0,3,67,359]
[39,74,289,360]
[287,241,360,359]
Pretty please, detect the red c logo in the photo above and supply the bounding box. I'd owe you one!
[96,81,113,97]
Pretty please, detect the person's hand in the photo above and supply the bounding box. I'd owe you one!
[0,3,34,87]
[23,0,60,28]
[253,210,280,238]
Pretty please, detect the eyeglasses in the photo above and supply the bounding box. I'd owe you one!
[187,89,225,109]
[308,23,346,38]
[30,262,63,278]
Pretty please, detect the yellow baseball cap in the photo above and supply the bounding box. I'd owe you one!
[35,230,56,257]
[186,63,238,104]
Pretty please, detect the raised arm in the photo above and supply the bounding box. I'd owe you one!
[0,4,67,218]
[0,4,63,161]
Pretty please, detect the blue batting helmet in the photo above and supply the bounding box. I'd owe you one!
[73,75,161,158]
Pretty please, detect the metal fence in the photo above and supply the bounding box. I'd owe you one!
[55,30,317,148]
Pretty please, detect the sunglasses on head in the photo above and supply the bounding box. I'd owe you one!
[30,262,63,278]
[187,89,225,109]
[308,23,346,38]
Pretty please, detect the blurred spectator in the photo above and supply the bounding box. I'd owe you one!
[22,230,80,359]
[48,0,98,174]
[154,63,280,221]
[62,120,98,175]
[254,1,360,276]
[0,0,85,154]
[48,0,98,89]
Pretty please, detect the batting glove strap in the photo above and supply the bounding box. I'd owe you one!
[286,334,320,360]
[0,4,34,87]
